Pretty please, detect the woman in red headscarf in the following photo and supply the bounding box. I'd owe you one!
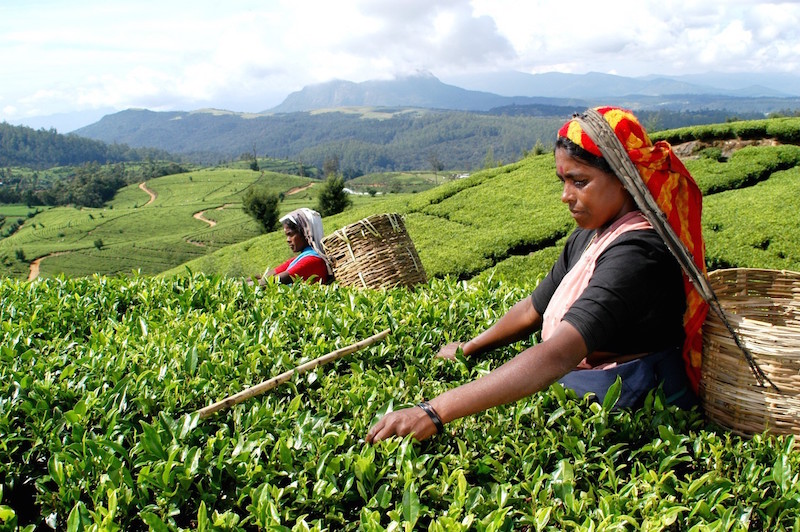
[366,106,707,444]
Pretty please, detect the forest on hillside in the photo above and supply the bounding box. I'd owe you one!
[0,123,189,208]
[0,161,190,208]
[0,122,172,169]
[74,106,778,176]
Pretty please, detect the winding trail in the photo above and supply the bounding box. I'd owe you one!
[28,251,71,281]
[139,182,157,206]
[187,205,228,246]
[193,211,217,227]
[286,183,314,195]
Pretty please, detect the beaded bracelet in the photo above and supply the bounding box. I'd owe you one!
[417,401,444,434]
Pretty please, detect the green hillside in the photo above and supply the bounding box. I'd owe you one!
[170,138,800,286]
[5,117,800,286]
[0,169,321,279]
[74,107,569,171]
[0,121,172,169]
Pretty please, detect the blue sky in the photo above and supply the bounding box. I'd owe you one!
[2,0,800,129]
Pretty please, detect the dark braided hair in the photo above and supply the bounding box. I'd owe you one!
[283,219,300,233]
[554,135,614,176]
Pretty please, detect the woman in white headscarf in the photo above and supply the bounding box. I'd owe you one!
[256,208,332,285]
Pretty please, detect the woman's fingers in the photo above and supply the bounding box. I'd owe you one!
[365,407,437,443]
[436,341,463,360]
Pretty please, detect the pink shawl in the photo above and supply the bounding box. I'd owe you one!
[541,211,652,366]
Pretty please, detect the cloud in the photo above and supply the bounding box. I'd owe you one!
[3,0,800,124]
[470,0,800,76]
[336,0,516,77]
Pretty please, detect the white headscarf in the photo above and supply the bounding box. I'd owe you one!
[279,208,332,275]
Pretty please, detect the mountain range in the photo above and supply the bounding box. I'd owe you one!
[268,70,800,113]
[66,71,800,173]
[13,70,800,133]
[440,70,800,100]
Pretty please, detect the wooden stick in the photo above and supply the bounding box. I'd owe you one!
[196,328,391,419]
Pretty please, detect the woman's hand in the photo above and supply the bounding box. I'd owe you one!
[436,341,465,360]
[365,406,438,443]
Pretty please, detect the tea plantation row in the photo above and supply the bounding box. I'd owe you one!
[170,143,800,285]
[1,275,798,530]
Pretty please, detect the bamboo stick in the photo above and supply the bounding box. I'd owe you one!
[196,328,391,419]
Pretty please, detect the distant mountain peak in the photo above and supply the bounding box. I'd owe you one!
[266,73,574,114]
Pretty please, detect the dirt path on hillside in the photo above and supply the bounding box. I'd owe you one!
[286,183,314,195]
[139,182,157,206]
[28,251,71,281]
[193,210,217,227]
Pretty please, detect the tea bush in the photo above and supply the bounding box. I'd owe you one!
[1,274,798,530]
[652,117,800,145]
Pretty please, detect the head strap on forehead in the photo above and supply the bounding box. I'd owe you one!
[576,109,704,290]
[558,107,651,157]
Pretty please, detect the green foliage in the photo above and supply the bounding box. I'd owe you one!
[8,117,800,288]
[0,160,189,207]
[241,186,280,233]
[77,108,566,173]
[0,168,317,279]
[685,145,800,194]
[1,274,798,530]
[323,154,340,178]
[5,117,800,529]
[176,141,800,285]
[316,174,352,216]
[699,146,724,161]
[0,121,173,169]
[347,171,447,195]
[704,166,800,269]
[652,117,800,145]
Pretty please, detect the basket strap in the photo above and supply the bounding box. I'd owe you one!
[576,109,777,390]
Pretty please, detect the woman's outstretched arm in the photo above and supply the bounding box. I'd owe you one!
[437,296,543,360]
[365,320,587,443]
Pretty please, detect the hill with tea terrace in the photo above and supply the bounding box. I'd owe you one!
[166,116,800,287]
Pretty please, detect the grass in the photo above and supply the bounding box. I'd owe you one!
[0,168,326,279]
[0,204,42,217]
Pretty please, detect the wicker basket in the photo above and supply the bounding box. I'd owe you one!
[321,213,427,289]
[700,268,800,438]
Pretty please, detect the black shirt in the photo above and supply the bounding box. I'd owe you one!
[531,226,686,355]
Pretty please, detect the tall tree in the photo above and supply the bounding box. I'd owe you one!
[427,151,444,181]
[323,154,340,178]
[242,186,280,233]
[316,174,351,217]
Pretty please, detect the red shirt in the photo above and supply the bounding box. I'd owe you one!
[274,253,329,284]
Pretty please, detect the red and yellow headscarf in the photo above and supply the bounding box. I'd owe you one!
[558,106,709,393]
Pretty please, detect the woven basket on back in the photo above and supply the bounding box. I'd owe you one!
[321,213,427,290]
[701,268,800,439]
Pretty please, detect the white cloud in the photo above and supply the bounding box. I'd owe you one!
[1,0,800,125]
